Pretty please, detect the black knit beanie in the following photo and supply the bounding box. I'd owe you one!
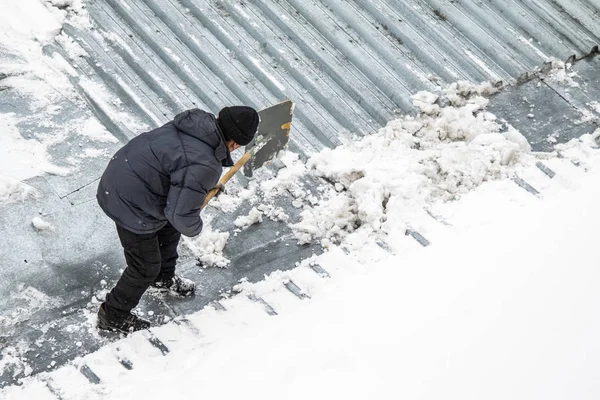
[217,106,259,146]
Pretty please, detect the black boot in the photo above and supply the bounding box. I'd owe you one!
[97,303,151,334]
[151,274,196,296]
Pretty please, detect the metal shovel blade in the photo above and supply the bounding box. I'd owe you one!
[243,99,294,177]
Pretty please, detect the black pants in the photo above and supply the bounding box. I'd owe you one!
[105,222,181,315]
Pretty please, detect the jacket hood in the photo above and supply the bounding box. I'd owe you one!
[173,109,234,167]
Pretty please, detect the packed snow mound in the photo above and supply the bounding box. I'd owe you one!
[554,129,600,169]
[0,1,62,46]
[234,207,264,229]
[288,85,532,247]
[182,224,231,268]
[0,0,87,54]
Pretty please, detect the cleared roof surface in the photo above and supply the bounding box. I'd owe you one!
[55,0,600,154]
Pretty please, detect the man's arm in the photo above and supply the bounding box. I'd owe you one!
[164,164,219,237]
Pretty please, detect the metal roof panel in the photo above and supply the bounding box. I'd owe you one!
[55,0,599,153]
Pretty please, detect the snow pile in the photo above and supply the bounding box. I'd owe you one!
[555,129,600,168]
[0,0,93,205]
[259,152,312,201]
[234,207,264,229]
[0,1,62,48]
[0,0,87,57]
[441,80,499,104]
[257,203,290,223]
[182,225,230,268]
[233,271,293,297]
[290,85,531,248]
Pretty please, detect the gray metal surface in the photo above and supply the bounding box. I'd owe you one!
[53,0,600,156]
[488,55,600,151]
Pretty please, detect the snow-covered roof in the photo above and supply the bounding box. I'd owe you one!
[54,0,600,154]
[0,0,599,393]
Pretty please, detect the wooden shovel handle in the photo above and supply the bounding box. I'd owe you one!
[202,152,252,209]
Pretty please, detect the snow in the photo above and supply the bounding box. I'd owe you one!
[2,69,598,399]
[0,177,37,205]
[182,224,231,268]
[555,129,600,168]
[257,203,290,223]
[288,87,534,249]
[0,113,66,181]
[546,60,580,87]
[210,183,256,212]
[233,206,264,229]
[0,113,68,204]
[31,216,53,231]
[1,0,600,397]
[80,118,119,143]
[5,150,600,399]
[82,148,107,158]
[0,0,63,47]
[0,0,90,204]
[0,0,87,71]
[411,90,439,114]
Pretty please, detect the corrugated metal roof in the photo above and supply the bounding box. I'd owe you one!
[0,2,598,387]
[53,0,600,154]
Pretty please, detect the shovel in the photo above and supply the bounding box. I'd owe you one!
[202,99,294,209]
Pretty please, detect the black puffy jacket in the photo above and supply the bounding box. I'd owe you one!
[97,109,233,236]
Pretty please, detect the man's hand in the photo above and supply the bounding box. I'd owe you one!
[212,182,226,196]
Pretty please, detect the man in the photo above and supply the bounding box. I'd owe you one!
[96,106,259,333]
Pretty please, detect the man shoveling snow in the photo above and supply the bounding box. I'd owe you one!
[96,106,259,334]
